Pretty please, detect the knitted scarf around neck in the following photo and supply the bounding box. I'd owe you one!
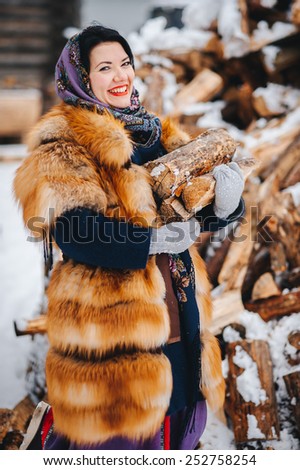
[55,31,161,148]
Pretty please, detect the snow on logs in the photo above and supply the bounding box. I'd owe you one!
[144,127,256,223]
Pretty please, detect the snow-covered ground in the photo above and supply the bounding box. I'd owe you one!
[0,160,44,409]
[1,156,299,450]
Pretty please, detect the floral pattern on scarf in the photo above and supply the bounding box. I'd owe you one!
[168,254,196,303]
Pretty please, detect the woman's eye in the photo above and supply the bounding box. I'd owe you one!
[122,61,131,67]
[99,66,110,72]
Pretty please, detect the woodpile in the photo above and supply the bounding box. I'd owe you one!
[2,0,300,451]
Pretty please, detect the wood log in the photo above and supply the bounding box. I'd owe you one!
[0,409,15,442]
[142,67,165,116]
[181,174,215,212]
[14,315,47,336]
[261,45,300,75]
[206,237,232,288]
[284,330,300,367]
[13,396,36,434]
[260,192,300,269]
[226,339,280,443]
[291,0,300,26]
[0,430,23,450]
[145,128,237,202]
[283,371,300,436]
[281,160,300,189]
[211,289,246,335]
[252,272,281,300]
[269,242,287,276]
[260,132,300,183]
[245,112,300,179]
[244,287,300,321]
[217,204,254,291]
[171,69,223,117]
[0,89,42,140]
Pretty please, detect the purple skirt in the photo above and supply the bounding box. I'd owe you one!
[44,401,207,450]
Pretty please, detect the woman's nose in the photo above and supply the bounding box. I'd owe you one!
[113,67,127,82]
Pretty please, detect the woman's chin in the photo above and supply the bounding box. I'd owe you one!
[108,95,131,109]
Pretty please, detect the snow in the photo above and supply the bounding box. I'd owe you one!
[182,0,222,30]
[252,83,300,114]
[252,21,296,44]
[247,415,265,440]
[233,346,267,405]
[262,45,280,72]
[128,17,214,54]
[0,162,44,409]
[218,0,250,58]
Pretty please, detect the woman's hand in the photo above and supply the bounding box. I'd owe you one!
[212,162,244,219]
[149,218,201,255]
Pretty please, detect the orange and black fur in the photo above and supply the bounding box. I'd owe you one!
[14,103,225,445]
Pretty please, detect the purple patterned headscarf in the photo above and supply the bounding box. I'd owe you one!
[55,30,161,147]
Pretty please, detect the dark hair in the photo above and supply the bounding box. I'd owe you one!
[78,24,135,73]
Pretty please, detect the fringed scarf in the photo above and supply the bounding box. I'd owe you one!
[167,251,203,440]
[55,31,161,149]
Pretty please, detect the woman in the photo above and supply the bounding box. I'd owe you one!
[14,25,244,450]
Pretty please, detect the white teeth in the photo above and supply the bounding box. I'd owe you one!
[109,86,127,93]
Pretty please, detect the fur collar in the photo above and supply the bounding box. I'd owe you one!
[27,103,190,168]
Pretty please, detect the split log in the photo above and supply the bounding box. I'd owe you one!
[171,69,223,117]
[206,237,232,288]
[259,192,300,269]
[14,315,47,337]
[142,67,165,116]
[261,45,300,75]
[0,89,42,141]
[245,111,300,178]
[145,128,237,202]
[269,242,287,276]
[291,0,300,26]
[180,155,256,214]
[13,396,36,434]
[217,204,254,291]
[0,430,23,450]
[281,160,300,189]
[211,289,245,335]
[284,330,300,367]
[283,371,300,436]
[260,132,300,184]
[226,339,280,443]
[244,287,300,321]
[0,409,15,442]
[252,272,281,300]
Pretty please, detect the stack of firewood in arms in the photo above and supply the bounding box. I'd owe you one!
[132,0,300,448]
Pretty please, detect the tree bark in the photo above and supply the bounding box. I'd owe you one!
[283,371,300,436]
[145,128,237,201]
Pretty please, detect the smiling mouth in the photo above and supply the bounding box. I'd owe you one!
[108,85,128,96]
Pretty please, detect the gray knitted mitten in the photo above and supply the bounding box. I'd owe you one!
[149,218,201,255]
[212,162,244,219]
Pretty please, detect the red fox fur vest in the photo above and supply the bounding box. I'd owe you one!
[14,103,225,445]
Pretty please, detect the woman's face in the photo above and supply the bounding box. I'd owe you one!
[89,41,135,108]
